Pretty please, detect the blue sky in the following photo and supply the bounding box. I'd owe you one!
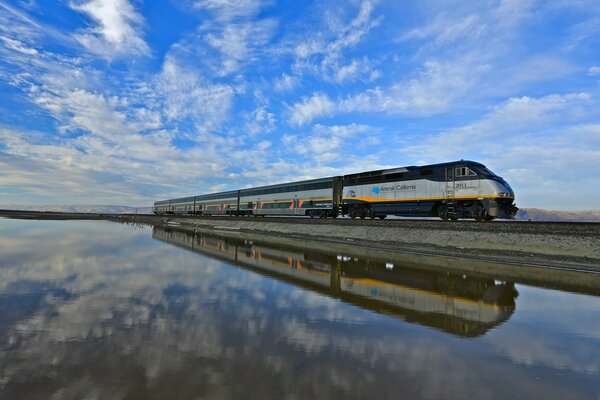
[0,0,599,210]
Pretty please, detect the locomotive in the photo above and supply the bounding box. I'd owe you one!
[154,160,517,221]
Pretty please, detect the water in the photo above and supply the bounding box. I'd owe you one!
[0,218,599,399]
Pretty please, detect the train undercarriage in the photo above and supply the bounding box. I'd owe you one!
[345,198,517,221]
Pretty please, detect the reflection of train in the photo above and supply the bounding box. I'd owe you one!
[152,227,518,337]
[154,161,517,221]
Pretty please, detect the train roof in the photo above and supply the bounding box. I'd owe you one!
[154,189,238,205]
[343,160,485,179]
[239,176,334,193]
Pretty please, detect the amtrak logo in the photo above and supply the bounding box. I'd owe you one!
[371,187,380,194]
[348,190,356,198]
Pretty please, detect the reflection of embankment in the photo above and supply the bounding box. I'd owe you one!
[153,227,518,337]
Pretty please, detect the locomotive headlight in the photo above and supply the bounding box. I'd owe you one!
[498,192,510,197]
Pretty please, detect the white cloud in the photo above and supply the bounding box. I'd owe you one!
[245,105,276,136]
[33,88,131,140]
[401,14,485,46]
[588,66,600,76]
[340,59,490,115]
[291,0,381,83]
[155,57,234,134]
[288,93,335,126]
[333,58,378,83]
[0,1,42,39]
[0,35,37,54]
[193,0,266,21]
[282,123,371,164]
[166,0,276,79]
[202,19,277,76]
[387,0,548,112]
[402,92,592,159]
[274,73,297,92]
[70,0,149,58]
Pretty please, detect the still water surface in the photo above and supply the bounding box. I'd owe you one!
[0,219,599,399]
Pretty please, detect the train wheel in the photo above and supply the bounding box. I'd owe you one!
[377,215,386,219]
[475,208,487,222]
[438,206,449,221]
[350,210,357,219]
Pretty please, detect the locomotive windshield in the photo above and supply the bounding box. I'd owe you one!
[475,166,497,176]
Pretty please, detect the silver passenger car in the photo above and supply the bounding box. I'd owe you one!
[195,191,238,216]
[239,177,340,217]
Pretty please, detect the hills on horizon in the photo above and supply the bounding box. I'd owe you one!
[515,208,600,222]
[1,204,600,222]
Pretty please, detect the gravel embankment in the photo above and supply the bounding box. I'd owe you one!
[131,215,600,261]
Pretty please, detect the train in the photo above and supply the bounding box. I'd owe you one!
[152,226,517,337]
[154,160,518,221]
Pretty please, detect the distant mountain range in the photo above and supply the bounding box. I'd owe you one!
[1,205,599,222]
[515,208,600,222]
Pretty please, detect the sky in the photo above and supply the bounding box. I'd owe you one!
[0,0,599,210]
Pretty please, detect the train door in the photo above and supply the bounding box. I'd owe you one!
[333,177,343,216]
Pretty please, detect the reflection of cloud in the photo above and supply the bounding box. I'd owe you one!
[484,285,600,374]
[488,330,600,374]
[0,220,598,399]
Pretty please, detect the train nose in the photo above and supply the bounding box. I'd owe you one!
[497,179,514,198]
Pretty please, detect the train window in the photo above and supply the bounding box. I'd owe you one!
[455,167,476,177]
[385,173,403,181]
[478,167,495,176]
